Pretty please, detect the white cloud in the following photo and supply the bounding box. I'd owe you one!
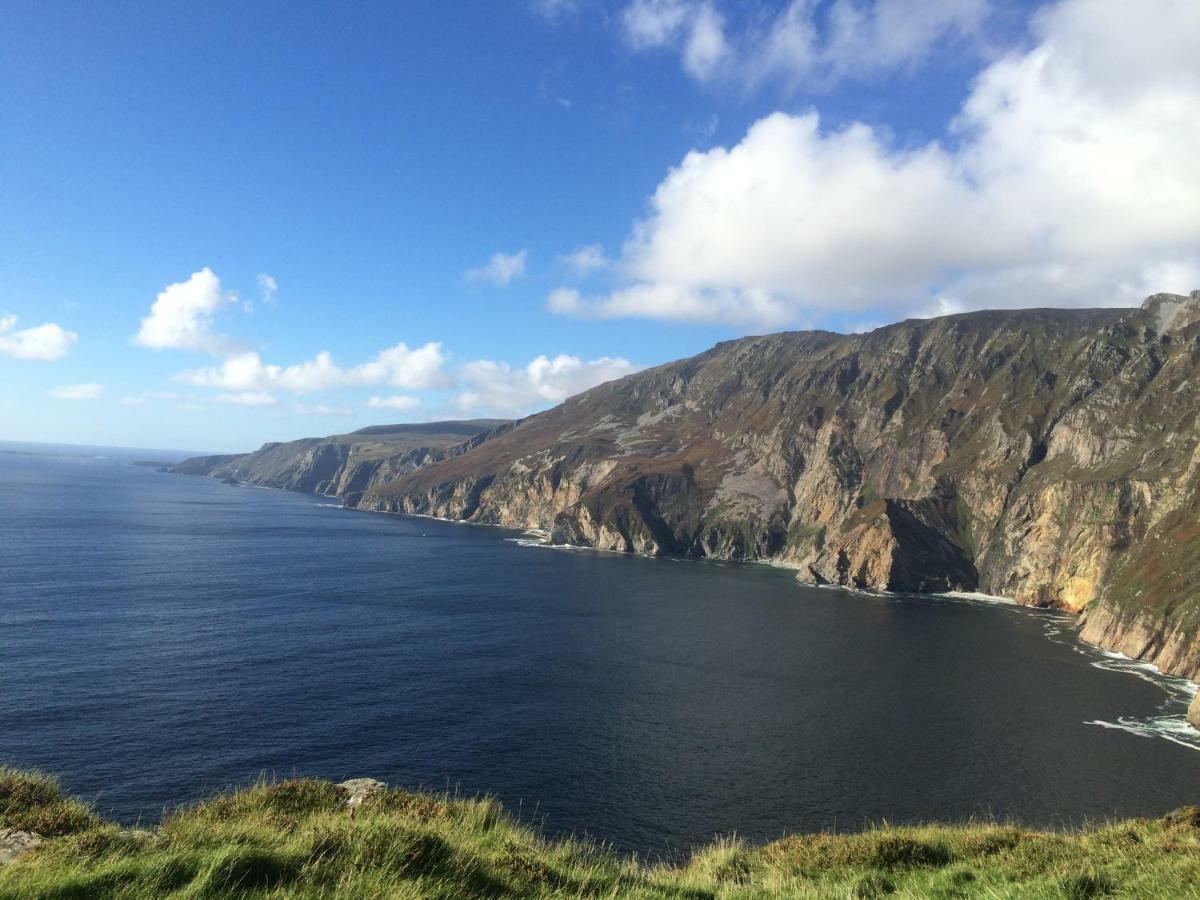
[681,3,728,79]
[546,287,586,315]
[817,0,989,83]
[257,273,278,306]
[456,354,640,416]
[367,394,422,411]
[48,383,103,400]
[622,0,691,47]
[466,250,528,286]
[119,396,145,406]
[559,0,1200,324]
[620,0,987,88]
[177,342,449,394]
[0,315,78,361]
[559,244,611,276]
[548,282,792,325]
[134,267,235,353]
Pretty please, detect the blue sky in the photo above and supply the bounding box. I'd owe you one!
[2,0,1197,452]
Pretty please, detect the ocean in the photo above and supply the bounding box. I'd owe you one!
[1,442,1197,856]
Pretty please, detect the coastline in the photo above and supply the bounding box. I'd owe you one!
[198,473,1200,744]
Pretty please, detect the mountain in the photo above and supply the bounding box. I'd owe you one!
[174,293,1200,684]
[169,419,511,504]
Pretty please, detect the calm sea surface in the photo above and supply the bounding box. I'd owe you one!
[2,443,1198,855]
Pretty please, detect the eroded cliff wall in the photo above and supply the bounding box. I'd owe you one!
[358,294,1200,679]
[175,295,1200,682]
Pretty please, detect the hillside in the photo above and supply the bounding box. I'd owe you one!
[175,293,1200,684]
[361,293,1200,681]
[170,420,511,504]
[2,768,1198,898]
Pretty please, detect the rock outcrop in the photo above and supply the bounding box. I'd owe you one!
[176,293,1200,685]
[169,420,510,504]
[0,830,42,865]
[336,778,388,811]
[1189,694,1200,730]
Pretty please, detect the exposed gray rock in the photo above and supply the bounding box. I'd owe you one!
[336,778,387,811]
[0,829,43,864]
[169,420,512,503]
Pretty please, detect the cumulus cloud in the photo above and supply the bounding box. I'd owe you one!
[621,0,986,87]
[556,0,1200,324]
[455,354,640,416]
[47,383,103,400]
[367,394,422,411]
[466,250,528,286]
[177,342,449,394]
[0,315,78,361]
[134,268,235,353]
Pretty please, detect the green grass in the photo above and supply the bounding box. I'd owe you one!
[2,768,1199,898]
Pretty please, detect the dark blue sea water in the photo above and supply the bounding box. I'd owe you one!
[2,443,1198,856]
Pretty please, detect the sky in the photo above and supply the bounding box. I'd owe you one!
[1,0,1197,452]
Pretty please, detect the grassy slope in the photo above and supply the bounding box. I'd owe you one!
[2,770,1199,899]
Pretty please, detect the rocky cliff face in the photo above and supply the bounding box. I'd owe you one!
[169,420,510,504]
[351,293,1200,681]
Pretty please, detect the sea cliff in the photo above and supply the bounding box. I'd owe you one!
[173,293,1200,686]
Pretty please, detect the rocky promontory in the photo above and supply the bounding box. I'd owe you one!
[169,420,510,504]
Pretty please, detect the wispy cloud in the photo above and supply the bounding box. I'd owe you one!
[47,383,103,400]
[367,395,421,411]
[257,273,278,306]
[215,391,278,407]
[618,0,989,88]
[466,250,528,286]
[291,402,353,417]
[530,0,580,20]
[559,244,610,276]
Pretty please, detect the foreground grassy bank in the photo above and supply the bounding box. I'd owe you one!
[2,768,1198,898]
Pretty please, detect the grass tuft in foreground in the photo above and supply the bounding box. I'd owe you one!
[1,768,1198,898]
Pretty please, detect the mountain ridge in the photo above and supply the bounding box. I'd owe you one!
[173,293,1200,689]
